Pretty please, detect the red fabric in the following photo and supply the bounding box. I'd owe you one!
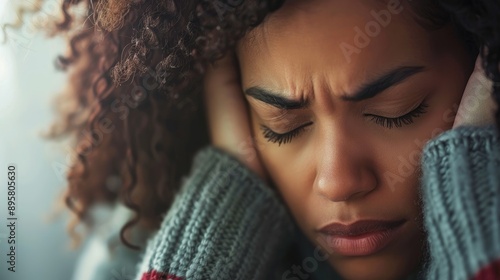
[141,270,184,280]
[471,259,500,280]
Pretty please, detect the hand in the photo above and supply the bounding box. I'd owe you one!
[453,55,497,128]
[203,53,267,180]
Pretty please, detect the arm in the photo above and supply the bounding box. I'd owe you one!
[136,146,294,280]
[421,125,500,280]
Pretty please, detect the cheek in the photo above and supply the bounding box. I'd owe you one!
[260,151,313,231]
[261,151,309,216]
[250,112,312,219]
[373,88,463,200]
[369,70,467,191]
[374,113,443,190]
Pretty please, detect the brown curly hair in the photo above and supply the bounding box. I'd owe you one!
[3,0,285,249]
[3,0,500,250]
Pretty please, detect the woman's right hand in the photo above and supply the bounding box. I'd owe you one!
[203,53,267,181]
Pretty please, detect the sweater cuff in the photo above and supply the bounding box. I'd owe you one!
[137,146,294,280]
[421,125,500,280]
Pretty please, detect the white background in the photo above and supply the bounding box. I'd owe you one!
[0,1,79,279]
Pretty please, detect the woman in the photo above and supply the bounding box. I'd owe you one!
[13,0,499,279]
[136,1,500,279]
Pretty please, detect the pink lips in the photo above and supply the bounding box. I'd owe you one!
[318,219,406,256]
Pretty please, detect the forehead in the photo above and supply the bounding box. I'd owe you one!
[236,0,433,96]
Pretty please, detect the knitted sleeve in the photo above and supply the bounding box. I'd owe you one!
[421,125,500,280]
[135,146,294,280]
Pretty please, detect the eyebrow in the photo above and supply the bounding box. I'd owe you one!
[342,66,425,101]
[244,65,425,109]
[244,87,309,110]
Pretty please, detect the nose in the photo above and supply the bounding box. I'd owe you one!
[313,125,377,202]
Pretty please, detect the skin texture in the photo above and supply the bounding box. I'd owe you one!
[232,0,474,279]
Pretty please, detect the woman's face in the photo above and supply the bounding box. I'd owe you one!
[236,0,473,279]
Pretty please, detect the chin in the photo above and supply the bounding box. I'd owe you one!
[329,255,424,280]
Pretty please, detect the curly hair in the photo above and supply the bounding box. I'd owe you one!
[3,0,499,250]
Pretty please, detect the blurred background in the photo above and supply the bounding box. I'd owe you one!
[0,0,80,279]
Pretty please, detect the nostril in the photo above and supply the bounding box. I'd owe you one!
[319,188,367,202]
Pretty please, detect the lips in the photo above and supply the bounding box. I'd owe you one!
[317,219,406,256]
[318,219,406,237]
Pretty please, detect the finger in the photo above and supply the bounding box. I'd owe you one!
[204,54,248,149]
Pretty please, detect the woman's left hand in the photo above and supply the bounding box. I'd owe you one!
[453,56,497,128]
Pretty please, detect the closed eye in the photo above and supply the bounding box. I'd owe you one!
[259,102,429,146]
[365,102,429,129]
[260,122,313,146]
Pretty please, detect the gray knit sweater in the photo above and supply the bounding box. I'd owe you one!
[135,125,500,280]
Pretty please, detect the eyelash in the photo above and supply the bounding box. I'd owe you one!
[260,102,429,145]
[260,122,312,146]
[366,102,429,129]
